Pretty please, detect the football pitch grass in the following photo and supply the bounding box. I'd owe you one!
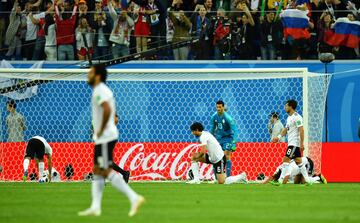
[1,182,359,223]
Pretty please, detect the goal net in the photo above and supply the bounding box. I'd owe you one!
[0,67,331,182]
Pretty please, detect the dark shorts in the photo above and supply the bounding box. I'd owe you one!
[205,154,226,174]
[285,146,302,159]
[24,138,45,160]
[94,140,117,169]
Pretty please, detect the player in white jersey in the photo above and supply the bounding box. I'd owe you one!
[187,122,247,184]
[272,99,312,185]
[22,136,53,182]
[263,157,327,184]
[78,64,144,217]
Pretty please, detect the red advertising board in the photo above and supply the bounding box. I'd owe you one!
[1,142,359,182]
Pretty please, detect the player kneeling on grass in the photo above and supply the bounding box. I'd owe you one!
[187,122,247,184]
[262,157,327,185]
[23,136,52,183]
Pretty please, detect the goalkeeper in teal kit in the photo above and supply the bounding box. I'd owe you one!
[210,100,238,177]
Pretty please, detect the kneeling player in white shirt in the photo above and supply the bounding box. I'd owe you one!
[263,157,327,184]
[22,136,53,182]
[187,122,247,184]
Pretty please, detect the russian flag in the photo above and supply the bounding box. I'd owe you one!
[325,18,360,49]
[280,9,310,40]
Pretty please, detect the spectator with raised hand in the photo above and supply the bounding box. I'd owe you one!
[191,4,212,59]
[92,0,112,60]
[267,0,289,10]
[317,11,334,54]
[78,0,95,29]
[146,0,163,54]
[76,16,94,61]
[347,1,360,20]
[5,0,26,60]
[318,0,347,20]
[32,2,54,60]
[55,0,78,60]
[24,0,45,60]
[212,8,231,60]
[231,1,255,59]
[133,0,152,55]
[169,0,192,60]
[108,0,134,58]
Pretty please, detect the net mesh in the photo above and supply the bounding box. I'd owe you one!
[0,68,331,181]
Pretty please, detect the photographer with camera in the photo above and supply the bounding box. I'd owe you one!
[169,0,192,60]
[91,0,112,60]
[230,1,255,59]
[212,8,231,60]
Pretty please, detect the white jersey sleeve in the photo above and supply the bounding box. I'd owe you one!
[295,115,303,128]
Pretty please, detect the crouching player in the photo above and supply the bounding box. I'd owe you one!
[187,122,247,184]
[262,157,327,185]
[22,136,53,182]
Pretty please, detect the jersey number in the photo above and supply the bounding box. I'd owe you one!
[286,148,293,156]
[217,123,223,130]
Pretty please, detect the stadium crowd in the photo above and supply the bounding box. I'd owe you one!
[0,0,359,61]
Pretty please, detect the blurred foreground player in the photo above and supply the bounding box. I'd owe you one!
[78,64,144,217]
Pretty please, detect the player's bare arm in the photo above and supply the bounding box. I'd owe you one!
[272,128,287,142]
[192,145,207,162]
[299,126,304,151]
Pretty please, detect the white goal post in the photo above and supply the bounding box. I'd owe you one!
[0,67,330,181]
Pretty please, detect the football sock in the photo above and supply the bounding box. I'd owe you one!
[23,159,29,173]
[90,175,105,210]
[38,162,44,177]
[190,162,200,181]
[108,171,138,204]
[226,160,232,177]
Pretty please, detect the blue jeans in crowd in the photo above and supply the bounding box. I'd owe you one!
[111,43,129,59]
[32,36,45,60]
[58,44,74,60]
[94,46,110,61]
[260,44,276,60]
